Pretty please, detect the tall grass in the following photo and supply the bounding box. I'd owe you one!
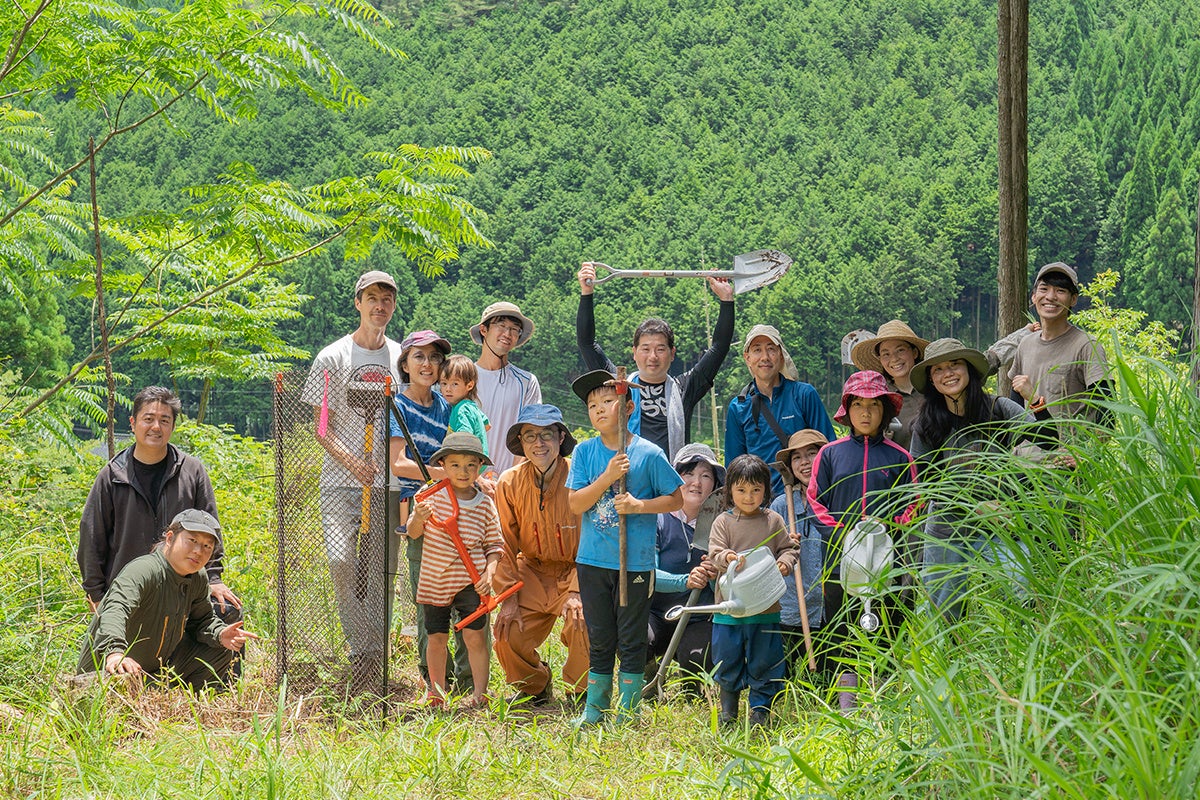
[2,356,1198,798]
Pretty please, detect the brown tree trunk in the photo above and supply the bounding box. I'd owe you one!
[90,137,117,459]
[997,0,1029,394]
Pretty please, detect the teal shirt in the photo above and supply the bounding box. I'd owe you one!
[448,399,490,456]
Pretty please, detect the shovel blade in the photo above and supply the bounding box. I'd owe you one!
[730,250,792,295]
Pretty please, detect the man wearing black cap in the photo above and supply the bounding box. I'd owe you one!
[303,270,404,685]
[77,509,258,690]
[1008,262,1110,429]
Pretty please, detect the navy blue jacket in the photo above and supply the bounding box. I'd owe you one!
[806,432,917,575]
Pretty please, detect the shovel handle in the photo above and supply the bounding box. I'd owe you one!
[785,487,817,672]
[454,580,523,632]
[644,586,702,699]
[584,261,747,286]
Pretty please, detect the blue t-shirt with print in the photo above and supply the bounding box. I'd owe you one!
[390,392,450,499]
[567,435,684,572]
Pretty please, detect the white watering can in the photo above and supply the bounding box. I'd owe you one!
[841,517,894,632]
[664,546,785,621]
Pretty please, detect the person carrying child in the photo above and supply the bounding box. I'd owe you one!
[807,371,917,712]
[706,454,796,727]
[440,354,491,456]
[768,429,829,678]
[407,431,504,709]
[567,369,684,726]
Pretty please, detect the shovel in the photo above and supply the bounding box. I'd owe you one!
[643,492,721,700]
[583,250,792,296]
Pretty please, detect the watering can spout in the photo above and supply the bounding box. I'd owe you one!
[664,600,736,622]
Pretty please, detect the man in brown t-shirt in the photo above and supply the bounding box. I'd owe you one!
[1008,262,1109,429]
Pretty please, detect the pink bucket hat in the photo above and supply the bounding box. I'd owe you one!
[833,370,904,426]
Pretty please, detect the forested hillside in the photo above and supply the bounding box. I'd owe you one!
[9,0,1199,437]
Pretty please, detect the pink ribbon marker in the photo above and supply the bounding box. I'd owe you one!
[317,370,329,437]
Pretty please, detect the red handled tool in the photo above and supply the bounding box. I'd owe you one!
[415,479,523,632]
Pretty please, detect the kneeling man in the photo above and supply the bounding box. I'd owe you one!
[492,405,588,704]
[77,509,257,691]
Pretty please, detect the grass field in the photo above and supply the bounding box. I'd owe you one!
[3,354,1198,798]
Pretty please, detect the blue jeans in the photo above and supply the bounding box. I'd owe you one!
[921,522,1029,622]
[711,622,785,711]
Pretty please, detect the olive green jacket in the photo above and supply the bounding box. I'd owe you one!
[77,550,226,674]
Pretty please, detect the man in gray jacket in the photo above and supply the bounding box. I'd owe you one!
[77,510,257,690]
[78,386,239,617]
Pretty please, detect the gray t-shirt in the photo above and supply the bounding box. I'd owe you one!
[1007,325,1107,421]
[303,335,403,489]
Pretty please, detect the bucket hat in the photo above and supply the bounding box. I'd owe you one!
[834,371,904,426]
[773,429,830,483]
[850,320,929,374]
[672,442,726,487]
[505,404,576,457]
[428,431,493,467]
[909,338,990,392]
[742,324,799,382]
[470,302,535,347]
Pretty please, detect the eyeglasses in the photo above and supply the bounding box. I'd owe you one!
[407,352,445,365]
[520,430,559,444]
[490,323,523,337]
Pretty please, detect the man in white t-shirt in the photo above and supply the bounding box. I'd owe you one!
[302,270,404,690]
[470,302,542,477]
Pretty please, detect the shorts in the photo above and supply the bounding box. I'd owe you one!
[422,586,486,634]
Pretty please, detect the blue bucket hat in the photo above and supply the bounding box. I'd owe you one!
[505,404,576,457]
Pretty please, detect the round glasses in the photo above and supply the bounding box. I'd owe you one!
[520,430,559,444]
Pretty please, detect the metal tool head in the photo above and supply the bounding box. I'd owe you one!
[691,492,722,553]
[346,371,388,415]
[729,249,792,295]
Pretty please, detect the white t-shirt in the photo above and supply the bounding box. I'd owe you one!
[475,362,541,475]
[303,335,403,489]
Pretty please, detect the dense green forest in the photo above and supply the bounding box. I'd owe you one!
[6,0,1199,438]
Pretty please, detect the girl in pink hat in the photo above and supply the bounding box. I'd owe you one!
[807,370,917,712]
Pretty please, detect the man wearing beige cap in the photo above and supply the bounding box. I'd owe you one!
[302,270,404,687]
[725,325,834,496]
[471,301,542,476]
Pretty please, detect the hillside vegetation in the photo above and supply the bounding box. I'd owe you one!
[9,0,1198,434]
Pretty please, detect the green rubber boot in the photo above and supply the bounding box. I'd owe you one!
[573,671,613,728]
[615,671,646,725]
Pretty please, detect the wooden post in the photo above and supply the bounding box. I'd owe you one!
[998,0,1029,395]
[615,366,629,607]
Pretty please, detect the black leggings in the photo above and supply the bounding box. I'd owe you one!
[577,564,652,675]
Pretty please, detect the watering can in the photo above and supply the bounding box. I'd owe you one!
[664,546,785,621]
[841,517,894,632]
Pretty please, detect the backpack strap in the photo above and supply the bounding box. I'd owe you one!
[741,381,790,451]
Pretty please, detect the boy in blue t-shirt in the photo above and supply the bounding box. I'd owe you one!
[567,370,683,726]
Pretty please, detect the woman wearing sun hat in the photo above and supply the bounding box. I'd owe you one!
[853,320,1038,451]
[909,338,1056,622]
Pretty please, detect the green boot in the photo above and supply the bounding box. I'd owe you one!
[574,671,613,728]
[615,671,646,725]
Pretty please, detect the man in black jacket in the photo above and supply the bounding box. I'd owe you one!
[78,386,240,619]
[575,264,735,460]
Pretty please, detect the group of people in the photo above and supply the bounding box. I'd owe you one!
[75,258,1110,728]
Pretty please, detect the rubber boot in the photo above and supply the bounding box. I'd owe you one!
[718,688,741,726]
[615,671,646,725]
[573,671,612,728]
[837,672,858,714]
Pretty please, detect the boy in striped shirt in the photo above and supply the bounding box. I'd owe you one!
[408,432,503,708]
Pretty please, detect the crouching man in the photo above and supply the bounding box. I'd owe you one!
[492,405,589,705]
[77,509,258,691]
